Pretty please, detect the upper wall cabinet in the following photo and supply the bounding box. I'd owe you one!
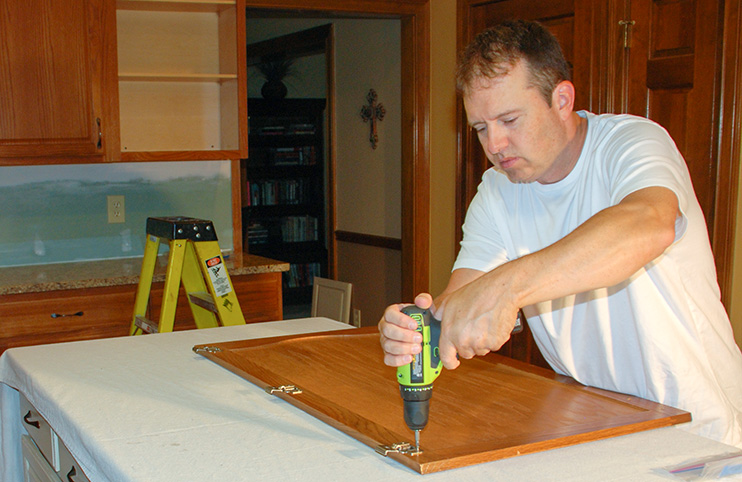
[116,0,247,161]
[0,0,119,164]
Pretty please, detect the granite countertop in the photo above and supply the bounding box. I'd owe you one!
[0,252,289,296]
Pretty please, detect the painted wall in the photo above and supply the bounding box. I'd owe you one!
[0,162,233,267]
[429,0,459,296]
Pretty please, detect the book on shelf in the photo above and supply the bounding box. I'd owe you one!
[283,262,321,289]
[247,179,309,206]
[280,216,318,242]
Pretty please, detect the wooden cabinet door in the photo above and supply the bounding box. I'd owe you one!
[620,0,725,277]
[0,0,118,162]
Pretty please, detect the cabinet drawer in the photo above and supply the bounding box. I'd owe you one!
[21,435,61,482]
[0,286,135,352]
[20,394,57,471]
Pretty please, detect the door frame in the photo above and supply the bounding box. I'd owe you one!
[241,0,431,300]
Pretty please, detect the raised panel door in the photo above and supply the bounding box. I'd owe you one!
[0,0,117,162]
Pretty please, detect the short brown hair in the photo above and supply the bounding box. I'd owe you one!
[456,20,571,106]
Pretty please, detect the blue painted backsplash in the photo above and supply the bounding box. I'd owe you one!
[0,161,232,267]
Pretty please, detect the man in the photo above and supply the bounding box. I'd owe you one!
[379,20,742,447]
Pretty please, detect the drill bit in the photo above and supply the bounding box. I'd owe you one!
[414,429,421,452]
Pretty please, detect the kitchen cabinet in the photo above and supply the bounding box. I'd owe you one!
[0,272,283,354]
[243,98,328,308]
[20,394,91,482]
[0,0,119,164]
[116,0,247,161]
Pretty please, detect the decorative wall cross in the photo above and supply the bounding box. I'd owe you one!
[360,89,385,149]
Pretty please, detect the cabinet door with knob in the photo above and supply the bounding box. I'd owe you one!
[0,0,119,164]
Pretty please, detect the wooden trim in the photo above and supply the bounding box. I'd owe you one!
[230,160,242,254]
[326,26,338,279]
[335,230,402,250]
[716,0,742,307]
[244,0,431,300]
[246,24,332,65]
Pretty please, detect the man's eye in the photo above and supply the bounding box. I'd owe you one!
[502,118,517,125]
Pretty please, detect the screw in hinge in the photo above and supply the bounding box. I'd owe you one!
[619,20,636,49]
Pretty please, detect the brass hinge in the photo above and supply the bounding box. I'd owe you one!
[192,345,222,354]
[265,385,303,395]
[375,442,422,457]
[619,20,636,49]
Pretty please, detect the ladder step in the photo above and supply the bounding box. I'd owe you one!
[134,316,159,334]
[188,292,217,313]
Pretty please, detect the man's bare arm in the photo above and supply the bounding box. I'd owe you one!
[435,186,679,367]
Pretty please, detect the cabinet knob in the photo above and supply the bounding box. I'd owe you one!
[23,410,40,429]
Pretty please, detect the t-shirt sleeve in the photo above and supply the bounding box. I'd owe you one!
[604,119,692,241]
[452,175,509,273]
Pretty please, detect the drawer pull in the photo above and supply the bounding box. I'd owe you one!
[51,311,84,318]
[23,410,40,429]
[67,466,77,481]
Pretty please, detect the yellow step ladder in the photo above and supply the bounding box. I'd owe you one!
[130,216,245,335]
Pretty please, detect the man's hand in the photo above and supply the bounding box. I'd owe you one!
[435,271,520,369]
[378,293,433,367]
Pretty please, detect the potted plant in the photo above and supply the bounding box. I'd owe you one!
[257,57,296,100]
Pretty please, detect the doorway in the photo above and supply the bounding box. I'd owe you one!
[244,2,429,323]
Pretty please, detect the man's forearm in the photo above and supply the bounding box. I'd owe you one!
[498,186,679,310]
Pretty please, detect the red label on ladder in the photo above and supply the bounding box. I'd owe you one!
[205,256,232,297]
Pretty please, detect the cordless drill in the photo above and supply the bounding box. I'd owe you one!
[397,306,442,453]
[397,306,524,453]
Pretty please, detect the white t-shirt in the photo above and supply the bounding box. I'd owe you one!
[454,111,742,447]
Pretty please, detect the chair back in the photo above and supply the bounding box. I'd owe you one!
[311,277,354,325]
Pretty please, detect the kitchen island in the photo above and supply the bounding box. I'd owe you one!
[1,319,738,481]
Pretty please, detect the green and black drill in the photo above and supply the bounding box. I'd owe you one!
[397,306,443,454]
[397,305,524,453]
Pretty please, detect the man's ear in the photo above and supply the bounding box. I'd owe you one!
[552,80,576,119]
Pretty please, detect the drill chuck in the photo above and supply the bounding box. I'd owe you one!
[400,384,432,431]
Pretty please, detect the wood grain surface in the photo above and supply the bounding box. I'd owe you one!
[194,327,690,474]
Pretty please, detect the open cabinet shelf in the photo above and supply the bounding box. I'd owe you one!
[116,0,246,160]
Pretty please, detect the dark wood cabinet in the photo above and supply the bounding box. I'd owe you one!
[243,98,328,308]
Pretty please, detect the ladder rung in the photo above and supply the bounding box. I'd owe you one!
[188,292,217,313]
[134,316,159,334]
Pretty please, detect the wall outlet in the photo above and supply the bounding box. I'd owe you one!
[352,309,362,328]
[107,195,125,224]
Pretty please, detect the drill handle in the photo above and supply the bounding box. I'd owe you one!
[429,315,441,370]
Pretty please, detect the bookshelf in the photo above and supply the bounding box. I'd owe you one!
[243,98,327,308]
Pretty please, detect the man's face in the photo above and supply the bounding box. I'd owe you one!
[464,61,571,184]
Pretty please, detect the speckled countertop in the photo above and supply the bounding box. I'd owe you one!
[0,253,289,296]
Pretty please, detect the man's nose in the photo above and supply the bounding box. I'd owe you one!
[487,128,507,155]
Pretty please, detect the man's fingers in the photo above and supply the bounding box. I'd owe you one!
[438,335,460,370]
